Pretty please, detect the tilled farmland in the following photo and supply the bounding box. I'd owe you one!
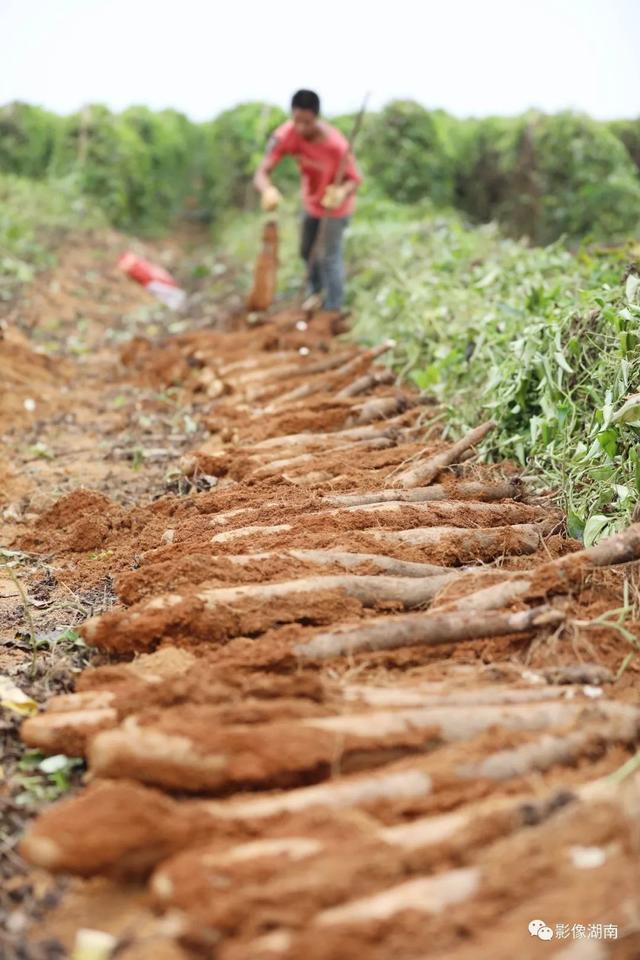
[2,241,640,960]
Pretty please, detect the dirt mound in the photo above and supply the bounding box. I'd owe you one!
[20,490,127,554]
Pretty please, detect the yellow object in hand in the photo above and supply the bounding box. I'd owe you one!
[261,185,283,212]
[321,184,348,210]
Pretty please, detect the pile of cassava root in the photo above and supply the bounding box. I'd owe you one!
[18,306,640,959]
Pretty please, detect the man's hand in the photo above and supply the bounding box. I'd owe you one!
[261,185,283,212]
[320,182,352,210]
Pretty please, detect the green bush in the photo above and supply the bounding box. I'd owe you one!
[0,172,105,299]
[2,98,639,241]
[49,105,151,228]
[0,102,61,178]
[454,115,526,225]
[46,104,209,230]
[456,112,640,243]
[357,100,457,206]
[609,119,640,172]
[527,112,640,243]
[121,107,203,226]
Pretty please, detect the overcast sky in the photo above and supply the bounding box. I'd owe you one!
[2,0,639,120]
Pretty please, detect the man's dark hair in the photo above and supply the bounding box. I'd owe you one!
[291,90,320,115]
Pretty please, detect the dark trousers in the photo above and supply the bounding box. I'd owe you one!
[300,213,349,310]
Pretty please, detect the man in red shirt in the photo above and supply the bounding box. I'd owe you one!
[254,89,363,312]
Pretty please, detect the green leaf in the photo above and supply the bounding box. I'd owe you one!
[613,393,640,425]
[625,274,639,304]
[631,449,640,492]
[18,750,45,771]
[597,428,618,459]
[554,350,573,373]
[583,514,612,547]
[411,366,439,388]
[566,510,585,541]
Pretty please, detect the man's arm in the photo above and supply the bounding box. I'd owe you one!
[254,132,288,210]
[253,156,275,193]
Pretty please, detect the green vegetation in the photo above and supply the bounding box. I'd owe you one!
[360,100,457,206]
[0,102,60,178]
[0,172,105,300]
[610,119,640,172]
[49,104,203,230]
[0,102,203,232]
[118,106,202,227]
[519,113,640,243]
[0,100,295,232]
[14,750,83,806]
[2,99,639,241]
[345,201,640,539]
[454,112,640,243]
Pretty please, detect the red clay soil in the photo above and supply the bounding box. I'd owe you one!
[3,248,640,960]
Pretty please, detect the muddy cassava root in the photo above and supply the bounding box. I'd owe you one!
[81,571,473,652]
[226,549,452,577]
[320,478,522,507]
[20,673,591,758]
[85,700,630,793]
[392,420,497,488]
[294,605,564,659]
[445,522,640,613]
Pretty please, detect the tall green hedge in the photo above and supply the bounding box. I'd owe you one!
[526,112,640,243]
[345,105,640,243]
[358,100,457,206]
[121,107,202,225]
[0,102,61,178]
[453,116,525,225]
[49,104,206,230]
[452,112,640,243]
[609,119,640,172]
[1,98,639,241]
[49,105,153,229]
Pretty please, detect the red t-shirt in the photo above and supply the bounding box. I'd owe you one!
[265,120,362,218]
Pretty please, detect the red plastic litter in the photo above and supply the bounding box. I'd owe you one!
[118,251,186,310]
[118,252,178,288]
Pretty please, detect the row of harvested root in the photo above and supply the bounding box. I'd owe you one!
[21,696,640,958]
[54,524,638,658]
[19,312,640,959]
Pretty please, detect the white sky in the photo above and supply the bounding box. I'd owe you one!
[1,0,639,120]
